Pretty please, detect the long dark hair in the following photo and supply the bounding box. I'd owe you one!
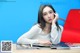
[38,4,61,31]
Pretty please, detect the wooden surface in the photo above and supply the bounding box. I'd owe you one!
[12,44,80,53]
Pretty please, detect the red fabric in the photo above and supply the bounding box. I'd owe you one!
[61,9,80,43]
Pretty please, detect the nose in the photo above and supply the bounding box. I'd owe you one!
[48,14,51,18]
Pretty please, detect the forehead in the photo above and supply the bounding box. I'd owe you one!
[43,6,53,13]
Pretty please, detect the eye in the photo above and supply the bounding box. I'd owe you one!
[49,11,53,14]
[43,13,47,16]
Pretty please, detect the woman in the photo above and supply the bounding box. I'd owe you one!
[17,4,63,46]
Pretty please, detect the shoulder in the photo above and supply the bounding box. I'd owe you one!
[33,23,40,28]
[59,25,63,29]
[31,24,41,29]
[59,25,63,31]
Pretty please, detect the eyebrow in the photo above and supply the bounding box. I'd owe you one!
[43,10,53,13]
[49,10,53,12]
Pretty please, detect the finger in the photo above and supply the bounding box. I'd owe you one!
[53,13,56,16]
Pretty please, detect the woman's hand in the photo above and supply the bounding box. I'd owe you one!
[38,39,52,45]
[52,13,59,24]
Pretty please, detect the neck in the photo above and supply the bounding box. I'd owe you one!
[45,23,51,29]
[43,23,51,32]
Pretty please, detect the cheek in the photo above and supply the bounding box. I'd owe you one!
[43,16,48,21]
[51,14,55,19]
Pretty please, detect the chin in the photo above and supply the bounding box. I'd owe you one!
[47,21,52,24]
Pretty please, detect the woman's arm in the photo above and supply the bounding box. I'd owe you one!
[17,24,40,44]
[50,24,63,44]
[50,13,63,44]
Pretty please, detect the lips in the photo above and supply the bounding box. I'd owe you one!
[48,19,52,21]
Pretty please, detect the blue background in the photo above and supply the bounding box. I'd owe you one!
[0,0,80,43]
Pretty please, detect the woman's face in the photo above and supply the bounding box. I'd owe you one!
[42,6,55,24]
